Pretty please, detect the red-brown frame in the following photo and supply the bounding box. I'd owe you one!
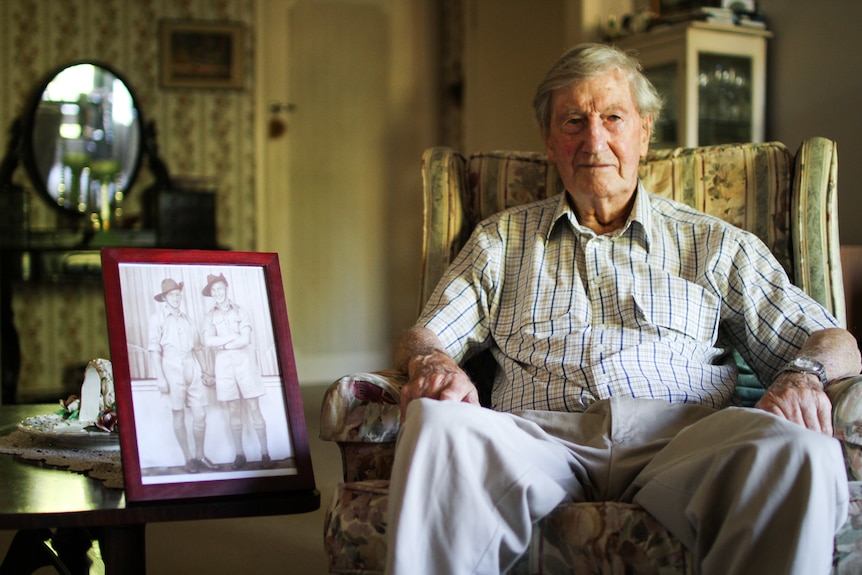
[101,248,315,502]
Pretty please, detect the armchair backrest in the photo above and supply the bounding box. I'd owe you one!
[419,138,845,328]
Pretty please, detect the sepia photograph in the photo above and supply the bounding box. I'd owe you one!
[101,248,314,502]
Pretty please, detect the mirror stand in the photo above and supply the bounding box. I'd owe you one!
[0,117,174,405]
[140,120,174,229]
[0,61,221,404]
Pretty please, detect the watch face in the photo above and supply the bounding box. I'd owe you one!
[786,357,828,386]
[791,357,818,370]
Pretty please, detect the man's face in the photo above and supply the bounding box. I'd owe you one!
[165,289,182,309]
[543,68,651,203]
[211,281,227,304]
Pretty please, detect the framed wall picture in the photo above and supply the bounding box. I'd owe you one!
[101,248,315,502]
[159,20,246,89]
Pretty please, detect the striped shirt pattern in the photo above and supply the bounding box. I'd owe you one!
[418,186,838,413]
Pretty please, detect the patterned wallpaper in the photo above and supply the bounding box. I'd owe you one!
[0,0,257,399]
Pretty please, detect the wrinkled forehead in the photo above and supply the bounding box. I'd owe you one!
[550,69,639,114]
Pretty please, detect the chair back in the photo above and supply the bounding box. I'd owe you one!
[420,139,845,327]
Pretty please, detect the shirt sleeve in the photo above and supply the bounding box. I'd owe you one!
[416,222,501,365]
[716,227,839,384]
[237,305,253,333]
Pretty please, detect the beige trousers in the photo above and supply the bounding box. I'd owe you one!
[386,397,849,575]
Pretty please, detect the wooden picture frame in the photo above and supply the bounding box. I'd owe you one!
[101,248,315,502]
[159,20,246,89]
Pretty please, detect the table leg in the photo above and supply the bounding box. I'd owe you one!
[52,528,96,574]
[0,529,60,574]
[101,524,146,575]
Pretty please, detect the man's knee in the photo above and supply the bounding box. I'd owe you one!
[399,399,501,461]
[402,398,445,437]
[724,409,840,456]
[774,418,846,479]
[403,398,483,435]
[701,408,846,492]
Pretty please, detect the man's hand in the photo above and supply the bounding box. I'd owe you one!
[395,326,481,421]
[202,371,216,388]
[399,351,480,421]
[755,372,833,435]
[756,328,862,435]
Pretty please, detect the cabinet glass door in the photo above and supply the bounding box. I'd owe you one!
[697,53,752,146]
[648,63,678,149]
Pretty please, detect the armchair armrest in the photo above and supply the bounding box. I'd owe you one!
[319,371,405,482]
[828,375,862,480]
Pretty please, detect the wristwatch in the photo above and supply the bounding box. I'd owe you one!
[780,356,829,388]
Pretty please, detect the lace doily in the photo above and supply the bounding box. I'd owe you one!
[0,429,124,489]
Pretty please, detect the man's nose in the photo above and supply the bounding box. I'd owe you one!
[582,119,609,153]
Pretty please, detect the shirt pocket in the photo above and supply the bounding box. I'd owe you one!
[631,272,720,343]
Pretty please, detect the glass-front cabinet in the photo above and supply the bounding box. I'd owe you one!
[617,22,772,149]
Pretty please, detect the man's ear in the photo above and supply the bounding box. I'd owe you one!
[640,115,652,156]
[542,129,558,162]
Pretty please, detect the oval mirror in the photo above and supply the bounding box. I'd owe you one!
[21,61,144,221]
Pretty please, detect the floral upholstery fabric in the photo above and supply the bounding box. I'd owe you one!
[322,140,861,574]
[325,479,390,574]
[320,371,402,483]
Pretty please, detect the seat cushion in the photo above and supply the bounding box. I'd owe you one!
[531,502,693,574]
[325,479,862,575]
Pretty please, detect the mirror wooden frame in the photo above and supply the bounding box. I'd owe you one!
[20,61,145,218]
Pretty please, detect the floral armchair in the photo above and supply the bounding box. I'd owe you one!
[321,138,862,574]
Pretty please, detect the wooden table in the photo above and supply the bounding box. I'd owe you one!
[0,404,320,574]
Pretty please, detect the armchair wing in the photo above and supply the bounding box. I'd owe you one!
[791,137,845,324]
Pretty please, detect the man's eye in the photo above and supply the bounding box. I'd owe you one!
[561,118,583,133]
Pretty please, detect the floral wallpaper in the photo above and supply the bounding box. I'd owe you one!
[0,0,257,399]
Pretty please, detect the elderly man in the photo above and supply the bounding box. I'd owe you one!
[386,43,861,575]
[148,278,212,474]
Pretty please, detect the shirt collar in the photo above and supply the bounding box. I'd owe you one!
[163,305,187,319]
[549,180,652,249]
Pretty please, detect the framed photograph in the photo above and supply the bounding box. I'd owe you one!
[101,248,315,502]
[159,20,246,89]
